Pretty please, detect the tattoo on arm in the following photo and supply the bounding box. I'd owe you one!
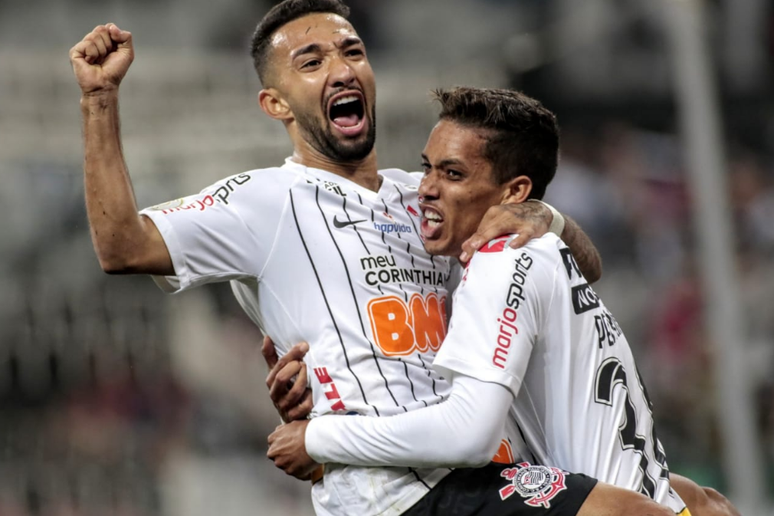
[560,216,602,283]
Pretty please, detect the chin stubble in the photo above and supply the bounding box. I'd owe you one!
[296,106,376,162]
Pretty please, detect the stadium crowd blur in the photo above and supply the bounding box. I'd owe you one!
[1,0,773,514]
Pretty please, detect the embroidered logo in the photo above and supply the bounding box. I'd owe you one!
[498,462,567,509]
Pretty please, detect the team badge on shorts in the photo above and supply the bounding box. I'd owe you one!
[498,462,567,509]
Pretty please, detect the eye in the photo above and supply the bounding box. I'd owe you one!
[446,169,463,180]
[346,48,364,57]
[421,162,431,174]
[301,59,322,69]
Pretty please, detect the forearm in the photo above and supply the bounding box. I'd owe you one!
[306,376,512,469]
[82,93,161,273]
[670,473,740,516]
[560,215,602,283]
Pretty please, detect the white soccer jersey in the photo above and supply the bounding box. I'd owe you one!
[141,159,458,516]
[433,234,687,514]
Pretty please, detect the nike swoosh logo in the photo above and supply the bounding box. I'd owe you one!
[333,216,367,229]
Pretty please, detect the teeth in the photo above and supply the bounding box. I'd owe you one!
[427,220,440,228]
[334,95,359,106]
[423,210,442,221]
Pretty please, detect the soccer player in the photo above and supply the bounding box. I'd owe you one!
[68,1,670,514]
[266,88,739,516]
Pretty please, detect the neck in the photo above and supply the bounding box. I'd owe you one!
[288,128,380,191]
[291,148,380,191]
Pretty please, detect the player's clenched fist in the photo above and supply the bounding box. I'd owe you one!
[69,23,134,95]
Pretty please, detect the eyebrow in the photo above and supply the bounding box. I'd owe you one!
[291,43,323,60]
[421,154,465,168]
[338,36,363,49]
[291,36,363,60]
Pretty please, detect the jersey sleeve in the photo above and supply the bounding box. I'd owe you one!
[306,374,513,468]
[139,171,285,293]
[433,237,558,398]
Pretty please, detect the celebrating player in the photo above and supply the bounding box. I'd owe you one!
[68,0,680,514]
[266,87,740,516]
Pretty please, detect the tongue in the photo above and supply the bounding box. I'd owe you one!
[333,114,360,128]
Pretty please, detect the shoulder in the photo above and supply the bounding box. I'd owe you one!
[379,168,422,187]
[472,234,563,269]
[518,233,565,266]
[464,234,562,291]
[193,167,300,206]
[202,167,297,192]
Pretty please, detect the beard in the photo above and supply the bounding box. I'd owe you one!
[295,106,376,162]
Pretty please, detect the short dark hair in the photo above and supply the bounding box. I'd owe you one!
[250,0,351,86]
[433,87,559,200]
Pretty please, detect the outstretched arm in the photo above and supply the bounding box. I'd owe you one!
[71,24,172,275]
[460,202,602,283]
[267,375,512,477]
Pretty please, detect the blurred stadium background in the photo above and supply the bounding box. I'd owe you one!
[1,0,773,514]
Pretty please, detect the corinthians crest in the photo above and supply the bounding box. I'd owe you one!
[499,462,567,508]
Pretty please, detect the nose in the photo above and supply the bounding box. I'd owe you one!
[328,55,356,88]
[419,170,439,201]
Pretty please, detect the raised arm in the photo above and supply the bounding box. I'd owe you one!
[460,201,602,283]
[267,374,512,477]
[70,24,172,275]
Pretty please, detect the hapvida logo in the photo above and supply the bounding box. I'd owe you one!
[374,222,412,234]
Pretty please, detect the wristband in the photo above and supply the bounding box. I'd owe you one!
[527,199,565,237]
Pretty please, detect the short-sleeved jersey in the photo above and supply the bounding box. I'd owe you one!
[433,234,687,514]
[141,159,519,516]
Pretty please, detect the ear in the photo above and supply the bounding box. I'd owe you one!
[259,88,293,122]
[500,175,532,204]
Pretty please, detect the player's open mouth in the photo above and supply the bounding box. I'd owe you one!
[420,207,444,240]
[328,91,366,137]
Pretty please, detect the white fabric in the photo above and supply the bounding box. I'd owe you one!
[307,374,513,469]
[139,159,522,516]
[434,233,687,513]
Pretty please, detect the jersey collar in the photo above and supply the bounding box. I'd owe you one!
[282,157,394,201]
